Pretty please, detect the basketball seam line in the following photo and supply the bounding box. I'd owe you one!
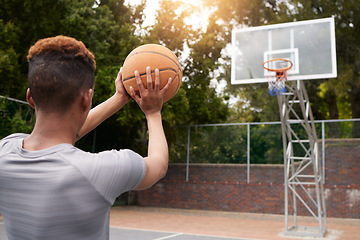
[122,68,177,82]
[125,50,181,69]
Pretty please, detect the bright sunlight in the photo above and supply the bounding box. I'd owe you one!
[125,0,210,31]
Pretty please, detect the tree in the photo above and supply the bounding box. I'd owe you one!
[183,14,230,124]
[139,0,231,162]
[0,0,72,99]
[284,0,360,137]
[144,0,230,125]
[334,0,360,137]
[0,20,21,97]
[0,0,147,153]
[202,0,281,123]
[201,0,357,135]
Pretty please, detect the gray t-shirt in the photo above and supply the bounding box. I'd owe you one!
[0,133,146,240]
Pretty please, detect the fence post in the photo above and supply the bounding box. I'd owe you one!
[247,123,250,183]
[186,126,190,182]
[322,120,325,184]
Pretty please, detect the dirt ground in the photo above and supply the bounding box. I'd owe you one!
[110,206,360,240]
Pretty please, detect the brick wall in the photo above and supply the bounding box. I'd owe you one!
[134,139,360,218]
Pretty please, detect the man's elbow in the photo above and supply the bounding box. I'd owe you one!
[159,162,168,179]
[156,154,168,179]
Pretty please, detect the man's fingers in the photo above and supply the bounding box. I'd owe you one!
[135,70,145,92]
[161,77,173,93]
[115,67,122,82]
[130,86,140,102]
[132,67,171,101]
[154,69,160,91]
[146,66,152,89]
[118,67,122,77]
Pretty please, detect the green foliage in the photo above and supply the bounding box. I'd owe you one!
[1,0,358,164]
[286,0,360,137]
[0,99,35,138]
[202,0,282,123]
[204,0,358,137]
[0,20,22,98]
[249,124,283,164]
[169,123,286,164]
[203,0,277,27]
[189,125,247,164]
[0,0,144,151]
[144,0,230,125]
[145,0,190,53]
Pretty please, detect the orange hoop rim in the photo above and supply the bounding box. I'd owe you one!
[263,58,293,72]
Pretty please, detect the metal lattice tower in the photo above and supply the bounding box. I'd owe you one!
[277,80,327,237]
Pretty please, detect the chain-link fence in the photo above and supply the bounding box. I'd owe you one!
[1,95,359,169]
[167,119,360,181]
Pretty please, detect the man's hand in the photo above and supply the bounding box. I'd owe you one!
[130,67,172,117]
[114,68,131,104]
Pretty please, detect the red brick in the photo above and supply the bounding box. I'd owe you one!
[134,139,360,219]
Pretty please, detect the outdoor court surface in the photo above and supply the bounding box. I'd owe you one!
[1,206,359,239]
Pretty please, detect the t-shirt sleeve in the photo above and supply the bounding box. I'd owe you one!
[70,149,146,204]
[0,133,29,147]
[0,133,29,155]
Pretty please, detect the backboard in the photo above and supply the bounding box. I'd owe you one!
[231,17,337,84]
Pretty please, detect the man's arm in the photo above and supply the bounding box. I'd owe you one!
[77,69,131,140]
[130,67,172,190]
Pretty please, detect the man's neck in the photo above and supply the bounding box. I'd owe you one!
[23,111,81,151]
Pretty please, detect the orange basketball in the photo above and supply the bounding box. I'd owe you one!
[122,44,182,102]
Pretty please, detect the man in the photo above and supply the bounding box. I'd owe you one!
[0,35,172,239]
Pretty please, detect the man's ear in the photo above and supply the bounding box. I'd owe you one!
[26,88,36,109]
[82,88,93,112]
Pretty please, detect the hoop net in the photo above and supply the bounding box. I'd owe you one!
[263,58,293,96]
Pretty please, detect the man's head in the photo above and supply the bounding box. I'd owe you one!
[27,35,96,113]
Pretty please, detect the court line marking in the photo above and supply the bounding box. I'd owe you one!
[110,225,176,234]
[110,226,265,240]
[153,233,183,240]
[0,223,264,240]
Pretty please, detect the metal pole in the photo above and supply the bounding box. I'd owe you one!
[247,122,250,183]
[322,121,326,184]
[277,93,289,231]
[186,126,190,182]
[0,95,29,105]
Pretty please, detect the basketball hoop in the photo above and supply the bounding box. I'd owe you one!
[263,58,293,96]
